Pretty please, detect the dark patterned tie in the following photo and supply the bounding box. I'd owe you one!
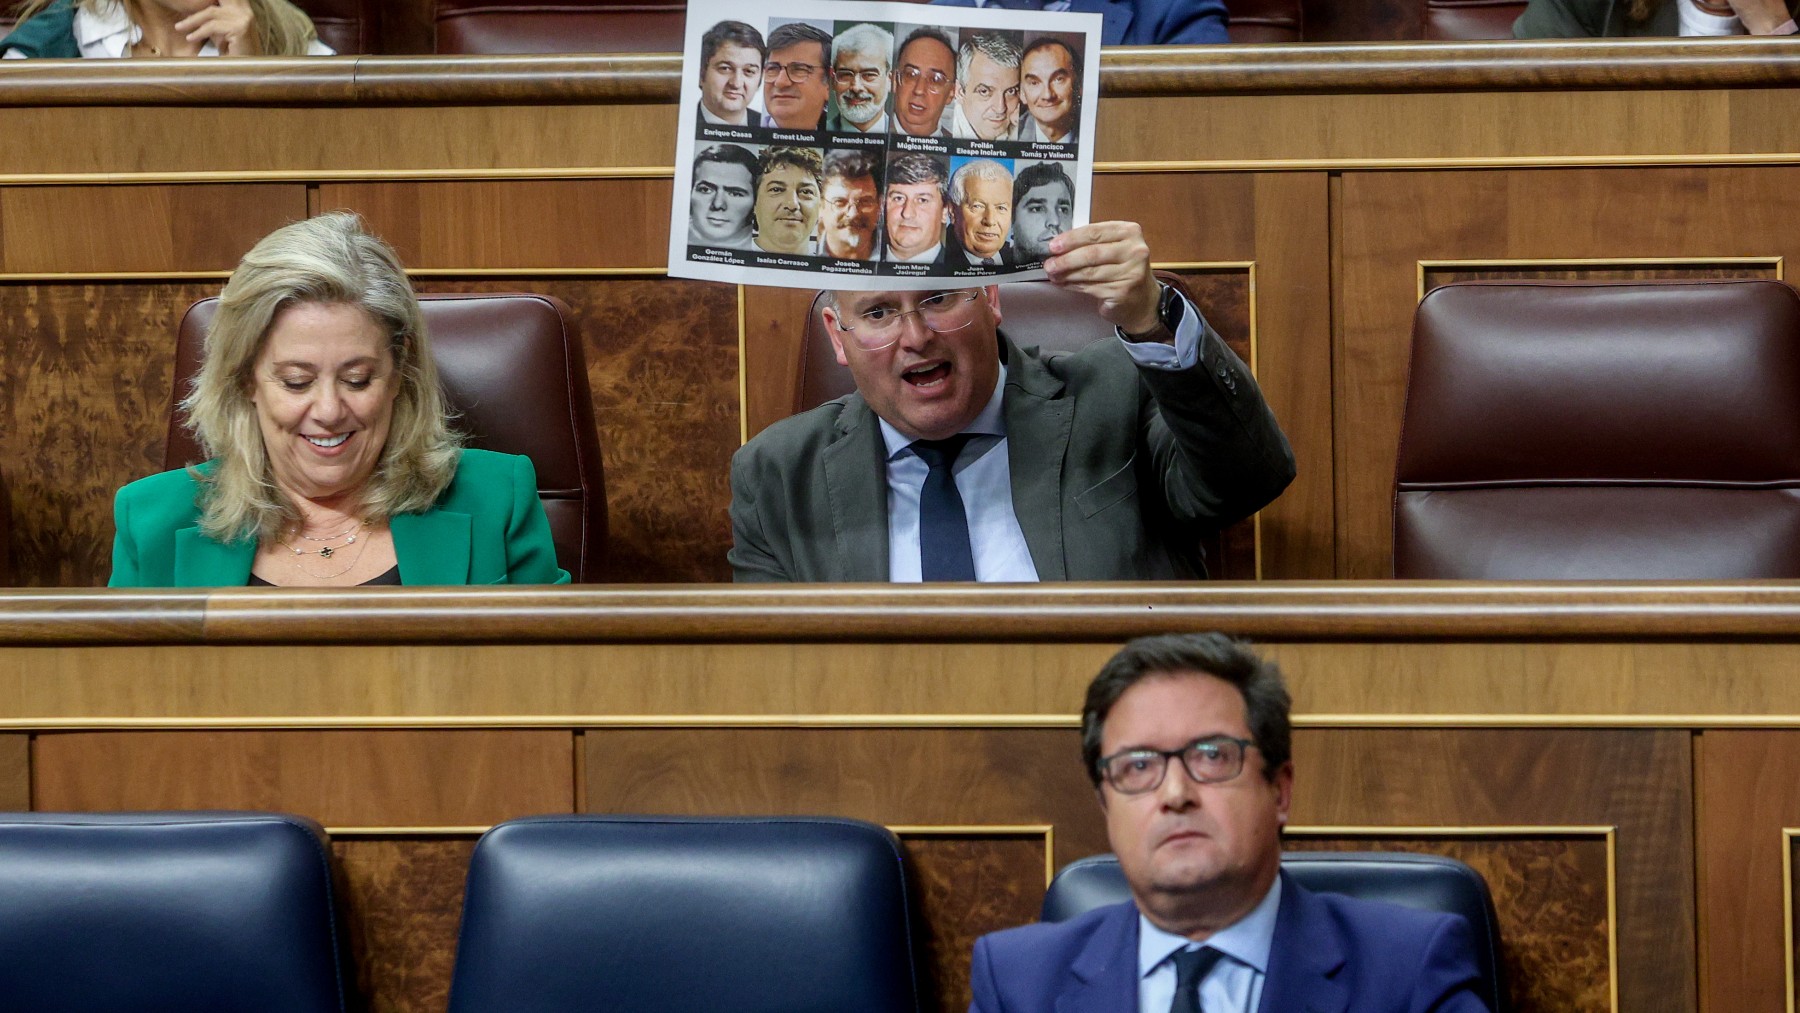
[910,436,977,581]
[1168,946,1224,1013]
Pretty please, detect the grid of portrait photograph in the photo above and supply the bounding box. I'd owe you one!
[683,13,1090,282]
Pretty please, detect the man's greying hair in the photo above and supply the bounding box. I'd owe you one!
[766,21,831,60]
[1079,633,1292,788]
[1013,160,1074,208]
[957,31,1023,81]
[832,22,893,70]
[698,19,766,72]
[950,159,1013,204]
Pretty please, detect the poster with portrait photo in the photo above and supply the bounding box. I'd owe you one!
[670,0,1102,292]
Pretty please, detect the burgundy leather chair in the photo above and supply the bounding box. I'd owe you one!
[1395,279,1800,579]
[1225,0,1304,43]
[294,0,377,54]
[433,0,685,54]
[799,275,1230,576]
[167,294,609,582]
[1423,0,1528,39]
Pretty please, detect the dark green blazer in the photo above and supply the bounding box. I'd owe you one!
[0,0,80,59]
[109,448,571,587]
[728,329,1295,582]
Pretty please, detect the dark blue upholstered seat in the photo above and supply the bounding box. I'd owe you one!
[0,811,352,1012]
[1040,850,1507,1012]
[447,814,923,1013]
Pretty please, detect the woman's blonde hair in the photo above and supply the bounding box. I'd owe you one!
[11,0,322,57]
[183,211,461,543]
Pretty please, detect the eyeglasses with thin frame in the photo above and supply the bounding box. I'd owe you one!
[1096,735,1256,795]
[833,290,982,351]
[764,61,819,83]
[895,64,951,94]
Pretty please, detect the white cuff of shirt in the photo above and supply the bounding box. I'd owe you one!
[1117,292,1204,371]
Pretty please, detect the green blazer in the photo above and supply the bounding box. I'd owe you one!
[0,0,81,59]
[109,448,572,587]
[728,328,1295,582]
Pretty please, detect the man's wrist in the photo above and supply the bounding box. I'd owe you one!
[1118,282,1180,344]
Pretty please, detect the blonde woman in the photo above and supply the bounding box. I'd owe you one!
[2,0,332,59]
[110,213,569,587]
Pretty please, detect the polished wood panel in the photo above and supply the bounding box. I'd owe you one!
[1295,728,1692,1012]
[321,180,671,270]
[1695,730,1800,1013]
[906,835,1046,1013]
[1423,262,1781,295]
[0,185,305,273]
[1337,166,1800,577]
[0,281,214,586]
[412,277,737,583]
[1299,836,1612,1013]
[32,730,575,824]
[335,836,477,1013]
[583,728,1107,867]
[0,733,26,809]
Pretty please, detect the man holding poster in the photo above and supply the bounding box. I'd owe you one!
[727,219,1296,582]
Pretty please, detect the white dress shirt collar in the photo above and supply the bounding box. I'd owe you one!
[1137,875,1283,1013]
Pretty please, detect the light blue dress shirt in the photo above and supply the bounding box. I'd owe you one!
[1137,876,1282,1013]
[876,294,1205,582]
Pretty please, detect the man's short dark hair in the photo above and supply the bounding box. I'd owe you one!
[694,142,760,178]
[766,21,832,62]
[1021,35,1081,80]
[1013,160,1074,208]
[1079,633,1292,788]
[758,145,824,185]
[897,26,957,81]
[886,151,947,194]
[699,20,766,72]
[824,149,883,189]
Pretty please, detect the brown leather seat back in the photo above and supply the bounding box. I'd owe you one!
[433,0,685,54]
[1395,279,1800,578]
[1423,0,1527,38]
[1225,0,1303,43]
[294,0,377,54]
[168,294,608,582]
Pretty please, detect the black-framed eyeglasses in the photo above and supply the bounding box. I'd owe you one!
[764,61,819,83]
[1096,735,1256,795]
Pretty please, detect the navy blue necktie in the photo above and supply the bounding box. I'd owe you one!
[1169,946,1224,1013]
[911,436,977,582]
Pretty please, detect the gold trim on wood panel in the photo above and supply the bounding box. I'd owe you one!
[1785,828,1798,1013]
[1416,257,1786,303]
[1288,823,1620,1013]
[1094,154,1800,174]
[0,270,232,282]
[16,712,1800,731]
[0,167,681,187]
[1153,260,1262,580]
[891,824,1057,889]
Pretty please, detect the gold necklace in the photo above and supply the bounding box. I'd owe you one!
[285,526,374,581]
[281,519,364,560]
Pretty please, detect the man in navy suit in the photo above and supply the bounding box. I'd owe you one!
[968,634,1488,1013]
[931,0,1228,46]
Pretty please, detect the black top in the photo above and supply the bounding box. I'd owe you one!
[248,564,401,587]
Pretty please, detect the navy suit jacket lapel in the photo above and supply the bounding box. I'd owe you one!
[822,397,889,581]
[1057,903,1140,1013]
[1257,873,1350,1013]
[1000,335,1072,580]
[1088,0,1139,43]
